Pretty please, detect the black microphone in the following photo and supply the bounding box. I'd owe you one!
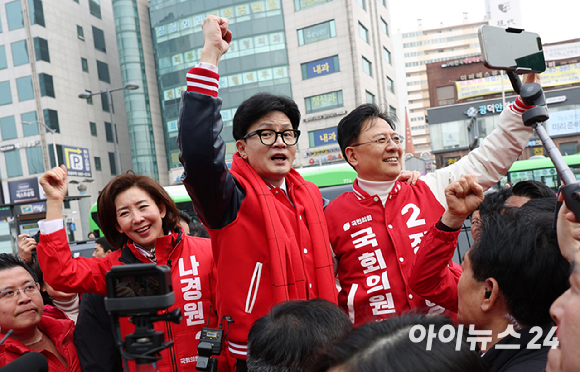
[0,352,48,372]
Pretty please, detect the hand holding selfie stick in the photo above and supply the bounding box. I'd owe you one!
[507,71,580,221]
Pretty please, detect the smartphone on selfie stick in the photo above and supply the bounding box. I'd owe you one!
[479,25,580,221]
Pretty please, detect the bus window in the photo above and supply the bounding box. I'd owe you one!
[570,165,580,181]
[533,168,558,190]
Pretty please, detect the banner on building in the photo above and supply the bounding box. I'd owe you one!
[544,108,580,137]
[311,127,338,147]
[8,178,40,203]
[63,146,92,177]
[456,63,580,100]
[544,42,580,61]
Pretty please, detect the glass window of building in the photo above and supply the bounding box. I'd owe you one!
[105,121,114,143]
[90,121,97,136]
[92,26,106,53]
[26,147,44,174]
[81,57,88,72]
[362,56,372,76]
[387,76,394,93]
[383,47,391,64]
[108,152,116,175]
[0,46,7,70]
[304,90,343,114]
[381,0,386,6]
[294,0,331,11]
[89,0,101,19]
[0,81,12,105]
[560,142,578,156]
[97,60,110,83]
[381,18,389,36]
[366,91,375,104]
[16,76,34,102]
[28,0,45,27]
[390,105,397,120]
[356,0,366,10]
[297,20,336,46]
[21,111,39,137]
[43,109,60,133]
[84,90,93,105]
[77,25,84,40]
[436,85,454,105]
[94,156,101,171]
[101,92,113,112]
[11,40,29,67]
[5,150,23,178]
[6,1,24,31]
[48,144,63,168]
[0,116,17,140]
[39,73,55,98]
[33,37,50,62]
[301,55,339,80]
[358,23,369,43]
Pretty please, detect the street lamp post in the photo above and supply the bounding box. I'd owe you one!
[78,82,139,175]
[22,120,58,169]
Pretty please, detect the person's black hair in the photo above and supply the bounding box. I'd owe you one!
[232,93,301,141]
[0,253,38,282]
[469,198,570,326]
[337,104,396,165]
[190,222,209,238]
[310,313,489,372]
[178,210,191,225]
[95,237,117,252]
[511,180,555,199]
[248,299,353,372]
[474,187,513,215]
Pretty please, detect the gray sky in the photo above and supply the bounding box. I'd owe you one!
[389,0,580,44]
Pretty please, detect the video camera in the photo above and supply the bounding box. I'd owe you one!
[104,264,182,370]
[196,315,233,372]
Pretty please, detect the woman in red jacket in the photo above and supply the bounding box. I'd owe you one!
[36,165,218,372]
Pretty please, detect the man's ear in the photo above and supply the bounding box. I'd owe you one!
[345,147,358,168]
[481,277,500,313]
[236,140,247,160]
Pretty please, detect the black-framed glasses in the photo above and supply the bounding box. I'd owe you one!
[0,282,40,300]
[349,133,404,148]
[242,129,301,146]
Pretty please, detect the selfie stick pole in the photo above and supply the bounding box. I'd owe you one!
[507,71,580,220]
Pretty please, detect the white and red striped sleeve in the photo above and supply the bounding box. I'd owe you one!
[186,66,219,97]
[509,96,534,115]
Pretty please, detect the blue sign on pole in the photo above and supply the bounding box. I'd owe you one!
[306,57,335,79]
[63,145,92,177]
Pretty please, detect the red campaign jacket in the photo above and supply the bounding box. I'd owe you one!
[408,223,463,313]
[208,156,337,359]
[37,228,218,371]
[0,315,81,371]
[325,179,460,326]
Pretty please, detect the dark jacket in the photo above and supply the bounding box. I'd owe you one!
[74,293,123,372]
[483,323,555,372]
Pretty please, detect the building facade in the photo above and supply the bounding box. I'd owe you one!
[400,19,487,153]
[147,0,399,181]
[0,0,136,251]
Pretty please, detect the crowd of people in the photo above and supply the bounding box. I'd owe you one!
[0,14,579,372]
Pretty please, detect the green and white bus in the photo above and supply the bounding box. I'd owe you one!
[499,153,580,191]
